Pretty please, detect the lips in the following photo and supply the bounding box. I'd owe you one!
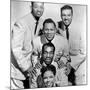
[46,82,52,87]
[64,20,69,23]
[45,58,51,61]
[47,35,53,39]
[37,12,41,15]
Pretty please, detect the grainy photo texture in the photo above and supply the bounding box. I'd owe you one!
[11,0,87,89]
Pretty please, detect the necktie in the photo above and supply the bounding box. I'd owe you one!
[66,26,69,40]
[34,21,38,35]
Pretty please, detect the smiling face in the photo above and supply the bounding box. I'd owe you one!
[32,2,44,18]
[43,70,55,87]
[43,23,56,41]
[43,46,54,65]
[61,9,73,26]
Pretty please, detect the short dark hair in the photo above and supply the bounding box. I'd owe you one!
[31,1,44,7]
[41,65,56,77]
[31,1,34,6]
[43,18,56,29]
[42,42,55,54]
[61,5,73,15]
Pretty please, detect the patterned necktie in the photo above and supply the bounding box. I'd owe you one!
[66,26,69,40]
[34,21,38,35]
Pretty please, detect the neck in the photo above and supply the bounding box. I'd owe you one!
[35,16,40,22]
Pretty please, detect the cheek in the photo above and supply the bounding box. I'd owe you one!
[44,78,48,83]
[68,16,72,22]
[49,78,54,82]
[33,9,37,15]
[43,54,47,58]
[50,54,53,57]
[50,31,55,34]
[44,32,48,36]
[40,9,44,13]
[62,16,66,20]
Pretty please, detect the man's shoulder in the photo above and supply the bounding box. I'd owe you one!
[15,13,33,25]
[57,21,63,26]
[54,34,68,44]
[55,34,67,41]
[57,21,64,30]
[33,36,41,43]
[58,20,62,24]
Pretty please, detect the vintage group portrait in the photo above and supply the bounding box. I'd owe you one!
[11,0,87,89]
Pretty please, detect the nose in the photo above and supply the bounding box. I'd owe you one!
[47,53,50,57]
[64,17,67,20]
[65,15,69,20]
[48,29,52,34]
[37,7,42,12]
[46,78,50,83]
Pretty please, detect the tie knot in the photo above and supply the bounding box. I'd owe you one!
[36,21,38,24]
[66,26,69,30]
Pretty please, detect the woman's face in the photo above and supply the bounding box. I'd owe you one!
[43,70,55,87]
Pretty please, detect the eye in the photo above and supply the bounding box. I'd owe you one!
[50,29,54,31]
[40,6,44,9]
[49,51,53,55]
[33,6,38,9]
[44,52,47,55]
[43,77,47,80]
[49,76,53,78]
[45,29,49,32]
[62,14,66,17]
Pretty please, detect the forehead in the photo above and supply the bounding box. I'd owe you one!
[32,2,44,7]
[44,46,53,52]
[62,9,72,14]
[44,23,55,28]
[44,70,54,77]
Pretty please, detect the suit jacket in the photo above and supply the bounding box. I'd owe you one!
[57,21,86,55]
[57,20,86,74]
[12,13,44,72]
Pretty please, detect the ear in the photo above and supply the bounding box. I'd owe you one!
[42,28,44,34]
[55,27,57,33]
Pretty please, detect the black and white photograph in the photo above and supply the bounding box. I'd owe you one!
[11,0,87,89]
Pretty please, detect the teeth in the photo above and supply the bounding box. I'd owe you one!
[37,12,40,14]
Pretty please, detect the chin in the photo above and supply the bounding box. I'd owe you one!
[47,38,53,41]
[65,23,69,26]
[47,84,53,87]
[46,63,51,65]
[65,22,71,26]
[36,14,42,17]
